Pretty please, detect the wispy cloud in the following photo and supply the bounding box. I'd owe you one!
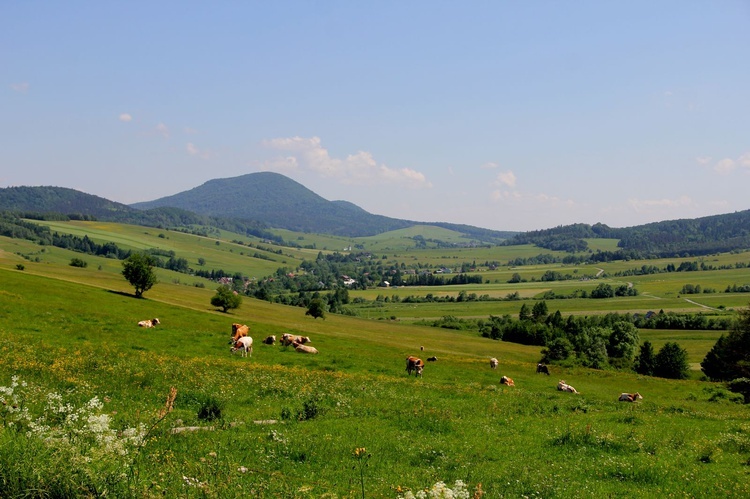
[494,171,517,188]
[156,122,169,139]
[480,162,499,169]
[262,136,431,188]
[186,142,212,160]
[119,113,132,122]
[10,82,29,93]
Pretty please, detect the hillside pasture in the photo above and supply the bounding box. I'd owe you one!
[2,267,750,497]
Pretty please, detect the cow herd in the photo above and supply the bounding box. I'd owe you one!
[138,318,642,402]
[228,323,319,357]
[403,353,643,401]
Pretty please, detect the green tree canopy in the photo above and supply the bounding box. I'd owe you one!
[306,298,326,320]
[634,340,656,376]
[122,252,157,298]
[211,285,242,313]
[701,303,750,381]
[654,342,690,380]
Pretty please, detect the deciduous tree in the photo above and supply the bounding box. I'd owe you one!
[122,252,157,298]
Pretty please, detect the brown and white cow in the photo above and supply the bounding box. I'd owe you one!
[230,336,253,357]
[138,318,160,328]
[230,323,249,344]
[281,333,311,346]
[618,392,643,402]
[490,358,499,369]
[500,375,515,386]
[406,356,425,377]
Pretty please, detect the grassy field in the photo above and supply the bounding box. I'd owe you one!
[2,225,750,497]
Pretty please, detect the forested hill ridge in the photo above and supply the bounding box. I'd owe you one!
[507,210,750,256]
[0,185,282,243]
[129,171,515,241]
[0,177,514,243]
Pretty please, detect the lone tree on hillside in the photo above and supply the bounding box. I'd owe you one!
[122,252,157,298]
[211,285,242,313]
[306,298,326,320]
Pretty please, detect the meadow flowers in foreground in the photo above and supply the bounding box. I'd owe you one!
[398,480,473,499]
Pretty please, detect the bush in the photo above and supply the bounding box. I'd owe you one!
[69,257,88,268]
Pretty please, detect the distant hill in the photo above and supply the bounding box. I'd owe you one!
[0,185,282,243]
[130,171,515,241]
[506,211,750,256]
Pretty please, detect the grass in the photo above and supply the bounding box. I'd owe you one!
[2,225,750,497]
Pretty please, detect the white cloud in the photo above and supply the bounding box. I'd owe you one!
[262,136,431,188]
[119,113,132,122]
[186,142,212,160]
[480,162,499,169]
[156,122,169,139]
[495,170,517,188]
[10,82,29,93]
[695,156,712,166]
[703,152,750,174]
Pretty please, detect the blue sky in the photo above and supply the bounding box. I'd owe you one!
[2,1,748,232]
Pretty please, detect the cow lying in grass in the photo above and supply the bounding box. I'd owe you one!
[500,375,515,386]
[293,341,318,354]
[618,392,643,402]
[262,335,276,345]
[230,336,253,357]
[138,318,160,328]
[406,356,424,377]
[281,333,311,346]
[557,380,579,394]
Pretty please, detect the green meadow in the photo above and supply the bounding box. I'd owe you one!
[1,223,750,497]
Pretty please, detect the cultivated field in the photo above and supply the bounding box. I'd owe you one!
[1,222,750,497]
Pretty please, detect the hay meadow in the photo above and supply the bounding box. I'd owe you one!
[2,222,750,497]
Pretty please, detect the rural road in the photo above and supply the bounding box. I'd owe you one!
[683,298,720,311]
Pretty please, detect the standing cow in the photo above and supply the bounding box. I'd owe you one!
[230,336,253,357]
[490,358,499,369]
[536,363,550,375]
[406,356,425,377]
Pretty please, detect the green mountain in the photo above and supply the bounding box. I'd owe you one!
[130,171,515,241]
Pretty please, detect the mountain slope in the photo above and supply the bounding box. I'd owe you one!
[130,171,513,240]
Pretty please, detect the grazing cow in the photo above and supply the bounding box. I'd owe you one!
[230,323,249,344]
[138,318,160,328]
[281,333,311,346]
[427,356,438,362]
[618,392,643,402]
[230,336,253,357]
[500,375,515,386]
[536,363,550,375]
[262,335,276,345]
[557,380,579,394]
[406,356,425,377]
[293,342,319,354]
[490,358,499,370]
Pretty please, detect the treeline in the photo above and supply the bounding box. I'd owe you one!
[422,303,733,378]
